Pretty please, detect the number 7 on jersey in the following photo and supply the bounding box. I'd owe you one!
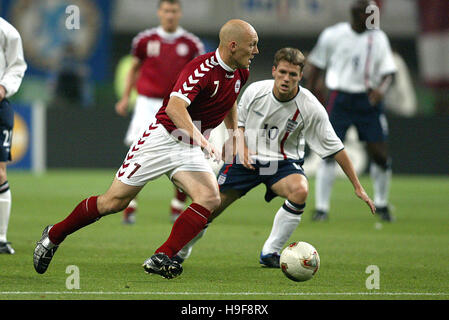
[210,80,219,97]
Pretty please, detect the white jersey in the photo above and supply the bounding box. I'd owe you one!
[308,22,397,93]
[0,18,27,98]
[238,80,344,162]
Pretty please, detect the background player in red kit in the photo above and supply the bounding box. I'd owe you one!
[115,0,205,224]
[33,19,259,279]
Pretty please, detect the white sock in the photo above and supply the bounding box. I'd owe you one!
[128,198,137,209]
[0,183,12,243]
[176,226,208,260]
[261,201,303,255]
[170,198,185,211]
[315,159,336,212]
[370,162,391,208]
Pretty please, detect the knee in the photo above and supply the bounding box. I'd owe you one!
[368,144,390,169]
[204,193,221,213]
[288,182,309,204]
[371,154,391,170]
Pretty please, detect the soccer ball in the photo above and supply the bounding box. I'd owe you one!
[280,241,320,282]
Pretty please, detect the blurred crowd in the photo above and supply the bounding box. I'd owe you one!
[1,0,447,116]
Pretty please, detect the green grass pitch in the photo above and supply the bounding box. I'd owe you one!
[1,170,448,300]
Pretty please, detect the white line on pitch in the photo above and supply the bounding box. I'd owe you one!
[0,291,448,296]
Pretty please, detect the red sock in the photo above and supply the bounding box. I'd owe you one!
[49,196,101,245]
[156,203,210,258]
[175,188,187,203]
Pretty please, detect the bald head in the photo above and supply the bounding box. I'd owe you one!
[217,19,259,69]
[219,19,257,48]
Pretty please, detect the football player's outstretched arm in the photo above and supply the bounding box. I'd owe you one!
[333,149,376,214]
[166,96,221,162]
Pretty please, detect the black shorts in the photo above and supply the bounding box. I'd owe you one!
[326,90,388,143]
[217,158,306,202]
[0,99,14,162]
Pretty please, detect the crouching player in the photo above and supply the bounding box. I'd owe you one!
[174,48,376,267]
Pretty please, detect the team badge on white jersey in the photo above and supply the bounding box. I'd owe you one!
[286,118,299,133]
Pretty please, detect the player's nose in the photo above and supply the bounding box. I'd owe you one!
[253,46,259,55]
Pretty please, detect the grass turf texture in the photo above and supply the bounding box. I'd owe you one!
[1,169,448,300]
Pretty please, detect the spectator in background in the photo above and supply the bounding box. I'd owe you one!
[115,0,205,224]
[0,17,27,254]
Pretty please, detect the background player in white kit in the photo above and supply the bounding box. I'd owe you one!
[115,0,205,224]
[0,18,27,254]
[306,0,397,222]
[173,48,375,268]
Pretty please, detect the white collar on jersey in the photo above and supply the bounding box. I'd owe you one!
[156,26,185,41]
[215,49,235,72]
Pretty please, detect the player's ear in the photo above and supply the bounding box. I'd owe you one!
[272,65,276,77]
[229,41,238,52]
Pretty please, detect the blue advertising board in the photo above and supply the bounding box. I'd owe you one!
[9,103,32,170]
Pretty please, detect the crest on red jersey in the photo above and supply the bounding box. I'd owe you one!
[176,43,189,56]
[235,80,241,93]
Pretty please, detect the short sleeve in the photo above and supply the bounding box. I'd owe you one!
[377,32,397,76]
[131,35,147,61]
[183,31,205,58]
[303,96,344,158]
[193,38,206,57]
[307,28,332,70]
[0,21,27,98]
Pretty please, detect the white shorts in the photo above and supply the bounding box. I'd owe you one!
[124,95,163,146]
[117,122,214,187]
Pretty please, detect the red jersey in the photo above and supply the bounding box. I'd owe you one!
[156,50,250,136]
[131,26,205,99]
